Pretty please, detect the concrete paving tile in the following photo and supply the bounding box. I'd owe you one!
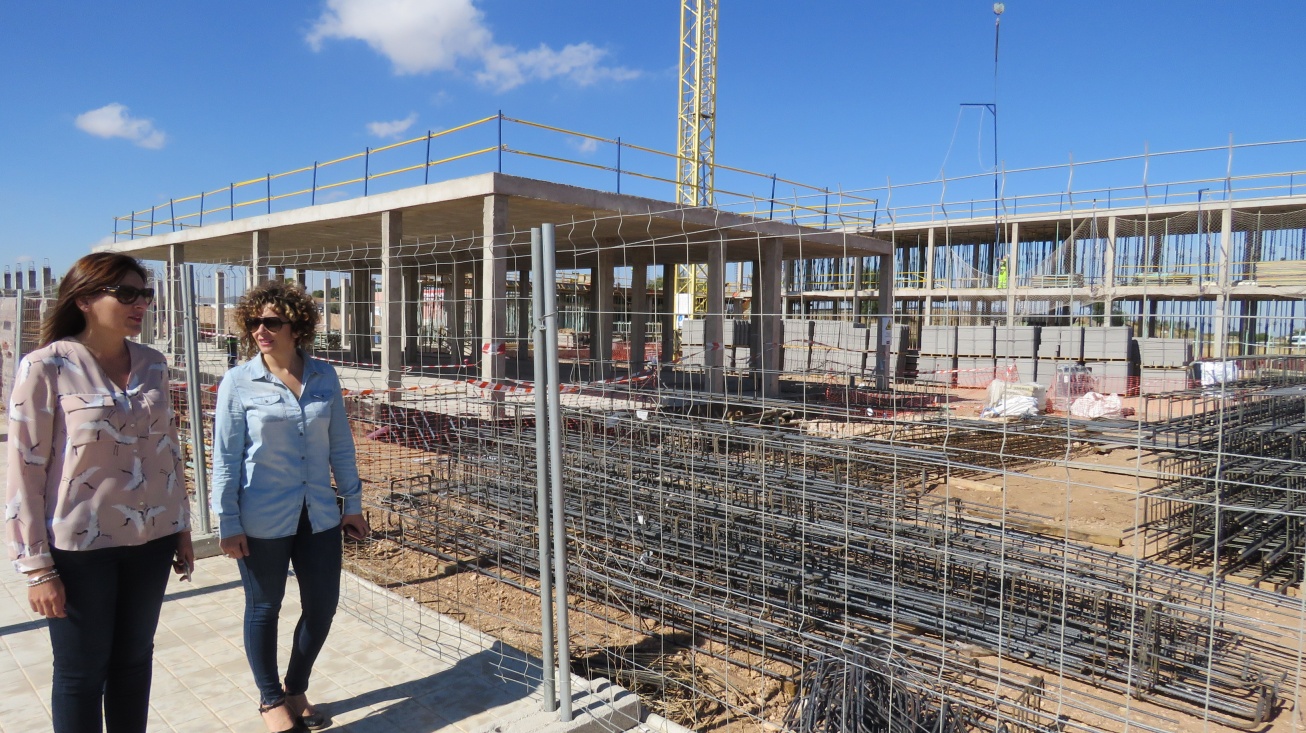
[0,709,53,733]
[0,686,43,717]
[154,690,212,725]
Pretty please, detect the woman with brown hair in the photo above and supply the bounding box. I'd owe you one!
[5,252,194,733]
[211,278,367,733]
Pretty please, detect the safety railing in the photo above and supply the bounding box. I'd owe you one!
[852,138,1306,231]
[113,113,881,241]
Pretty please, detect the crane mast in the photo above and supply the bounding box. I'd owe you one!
[675,0,718,316]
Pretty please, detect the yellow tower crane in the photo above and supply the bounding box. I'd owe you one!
[674,0,718,317]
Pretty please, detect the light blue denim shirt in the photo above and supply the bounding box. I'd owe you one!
[210,352,362,539]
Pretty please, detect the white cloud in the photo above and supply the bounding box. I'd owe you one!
[367,113,419,139]
[569,137,600,155]
[306,0,638,92]
[74,103,167,149]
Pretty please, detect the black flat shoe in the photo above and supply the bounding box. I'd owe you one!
[285,690,329,730]
[259,699,305,733]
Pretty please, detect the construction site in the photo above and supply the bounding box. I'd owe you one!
[5,5,1306,733]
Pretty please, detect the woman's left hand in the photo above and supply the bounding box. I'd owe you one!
[173,531,195,580]
[341,513,370,541]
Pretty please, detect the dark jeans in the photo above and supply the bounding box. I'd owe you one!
[237,507,342,705]
[48,532,179,733]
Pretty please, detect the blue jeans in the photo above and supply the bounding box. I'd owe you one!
[48,532,179,733]
[237,506,342,705]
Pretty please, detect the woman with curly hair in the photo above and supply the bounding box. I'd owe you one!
[210,279,368,733]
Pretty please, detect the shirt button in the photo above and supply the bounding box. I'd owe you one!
[302,480,307,485]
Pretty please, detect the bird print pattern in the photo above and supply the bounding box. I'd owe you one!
[5,339,191,573]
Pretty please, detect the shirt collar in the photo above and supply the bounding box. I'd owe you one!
[248,349,316,382]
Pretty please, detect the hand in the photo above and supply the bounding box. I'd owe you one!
[219,534,249,560]
[341,513,370,541]
[26,570,66,619]
[173,531,195,580]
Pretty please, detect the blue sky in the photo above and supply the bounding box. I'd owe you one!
[3,1,1305,275]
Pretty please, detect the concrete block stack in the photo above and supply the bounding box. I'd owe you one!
[727,319,751,369]
[1137,338,1193,393]
[995,325,1039,383]
[916,324,957,385]
[1081,326,1136,395]
[780,319,878,377]
[783,319,814,373]
[679,318,706,366]
[678,319,749,368]
[955,325,996,387]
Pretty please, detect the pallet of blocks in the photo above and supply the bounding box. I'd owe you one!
[955,325,996,388]
[995,325,1039,384]
[676,318,749,368]
[782,319,814,373]
[1137,337,1193,393]
[915,324,957,385]
[1082,326,1137,395]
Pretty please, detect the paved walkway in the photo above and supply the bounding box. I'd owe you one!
[0,428,664,733]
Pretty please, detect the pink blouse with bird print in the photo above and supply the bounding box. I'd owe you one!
[5,338,191,573]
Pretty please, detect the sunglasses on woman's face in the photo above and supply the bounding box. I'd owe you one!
[99,285,155,305]
[245,317,291,332]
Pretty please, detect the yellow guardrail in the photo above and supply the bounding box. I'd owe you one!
[114,113,880,241]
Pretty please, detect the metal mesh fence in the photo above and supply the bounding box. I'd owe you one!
[119,191,1306,733]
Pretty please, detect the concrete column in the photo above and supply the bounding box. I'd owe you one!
[349,270,372,360]
[251,230,270,286]
[924,226,936,322]
[322,276,333,346]
[1103,216,1116,323]
[851,256,865,322]
[516,268,531,359]
[214,270,226,342]
[876,253,894,390]
[592,249,615,380]
[629,260,648,374]
[480,194,508,383]
[755,239,783,397]
[471,260,484,371]
[402,269,420,363]
[1005,221,1019,327]
[660,264,676,363]
[1214,204,1233,359]
[450,263,468,362]
[295,269,307,289]
[380,210,403,397]
[167,243,184,359]
[705,241,726,393]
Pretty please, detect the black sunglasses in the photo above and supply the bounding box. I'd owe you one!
[245,317,291,332]
[99,285,155,304]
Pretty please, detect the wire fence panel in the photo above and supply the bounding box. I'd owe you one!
[97,136,1306,733]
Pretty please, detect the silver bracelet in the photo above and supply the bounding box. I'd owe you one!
[26,571,60,587]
